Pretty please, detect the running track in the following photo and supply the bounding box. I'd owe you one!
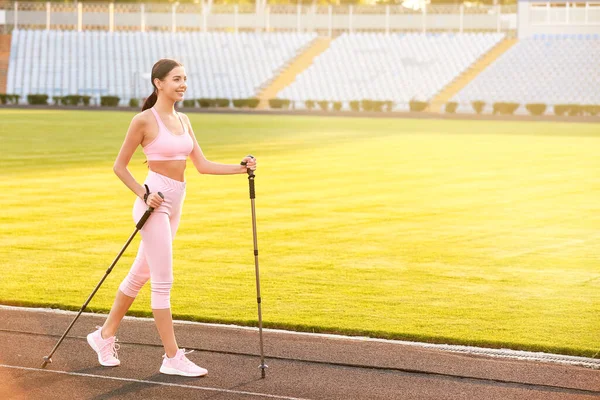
[0,306,598,400]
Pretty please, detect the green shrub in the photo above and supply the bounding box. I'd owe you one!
[198,98,212,108]
[0,94,6,104]
[567,104,582,116]
[305,100,315,110]
[215,98,230,108]
[372,100,385,112]
[506,102,520,115]
[493,102,519,115]
[349,100,360,112]
[361,99,373,112]
[525,103,546,116]
[384,100,394,112]
[230,98,259,108]
[409,99,428,112]
[5,94,20,104]
[332,101,342,111]
[52,96,63,106]
[445,102,458,113]
[492,102,502,115]
[100,96,120,107]
[317,100,329,111]
[129,98,139,108]
[584,105,599,116]
[81,95,91,106]
[554,104,569,116]
[64,95,81,106]
[554,104,583,116]
[27,94,49,105]
[183,99,195,107]
[233,99,247,108]
[269,98,288,109]
[472,100,485,114]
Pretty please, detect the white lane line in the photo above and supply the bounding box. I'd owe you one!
[1,305,599,369]
[0,363,312,400]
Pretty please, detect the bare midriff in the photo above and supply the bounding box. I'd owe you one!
[148,160,187,182]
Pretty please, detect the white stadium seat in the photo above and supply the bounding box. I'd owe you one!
[7,30,598,107]
[6,30,317,104]
[453,34,600,105]
[278,32,505,109]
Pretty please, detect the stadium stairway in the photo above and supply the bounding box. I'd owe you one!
[427,37,518,113]
[256,36,331,109]
[0,34,11,93]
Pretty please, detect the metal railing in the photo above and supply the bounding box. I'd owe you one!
[1,1,518,34]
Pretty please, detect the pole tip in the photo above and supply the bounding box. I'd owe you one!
[259,363,268,378]
[41,357,51,369]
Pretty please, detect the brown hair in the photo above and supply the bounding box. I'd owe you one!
[141,58,184,111]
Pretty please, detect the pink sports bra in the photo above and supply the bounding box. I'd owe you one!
[143,107,194,161]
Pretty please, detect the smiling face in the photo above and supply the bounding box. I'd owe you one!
[154,66,187,102]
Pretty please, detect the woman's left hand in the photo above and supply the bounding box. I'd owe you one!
[241,156,257,172]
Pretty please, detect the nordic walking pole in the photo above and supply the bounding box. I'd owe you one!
[241,155,267,378]
[40,192,164,369]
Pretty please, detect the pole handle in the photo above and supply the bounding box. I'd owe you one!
[240,154,255,178]
[241,155,256,199]
[135,192,163,230]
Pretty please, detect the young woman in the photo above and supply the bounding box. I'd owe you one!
[86,58,257,377]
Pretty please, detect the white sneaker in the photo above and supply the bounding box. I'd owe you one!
[159,349,208,377]
[87,326,120,367]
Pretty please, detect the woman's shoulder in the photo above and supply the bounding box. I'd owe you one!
[177,111,190,123]
[131,109,154,126]
[177,112,193,130]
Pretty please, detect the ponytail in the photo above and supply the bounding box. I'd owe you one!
[142,91,157,111]
[142,59,183,111]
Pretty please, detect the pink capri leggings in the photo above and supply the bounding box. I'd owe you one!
[118,170,186,309]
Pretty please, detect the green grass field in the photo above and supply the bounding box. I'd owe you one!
[0,109,599,358]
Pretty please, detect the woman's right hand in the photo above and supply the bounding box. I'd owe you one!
[145,192,164,209]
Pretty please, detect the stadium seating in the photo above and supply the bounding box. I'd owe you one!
[6,30,600,109]
[278,32,505,110]
[453,34,600,107]
[6,29,317,104]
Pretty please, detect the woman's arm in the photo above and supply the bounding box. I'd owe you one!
[113,114,149,200]
[182,114,253,175]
